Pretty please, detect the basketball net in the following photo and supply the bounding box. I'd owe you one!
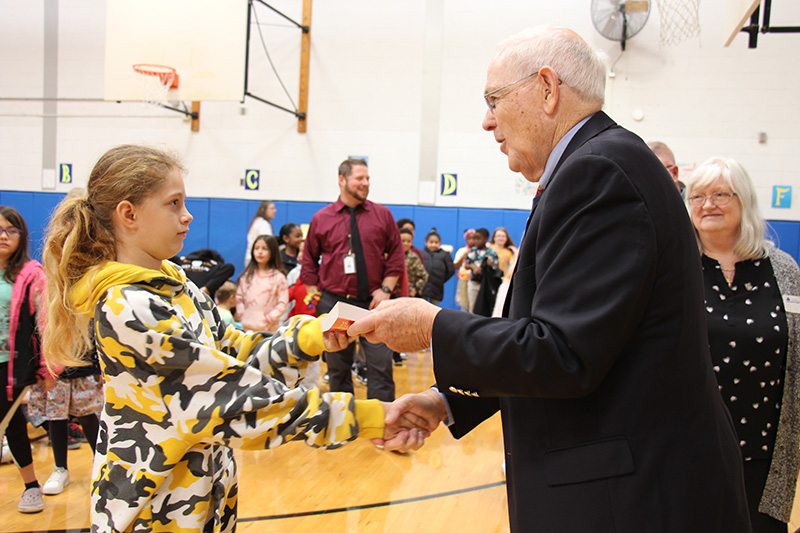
[655,0,701,46]
[132,64,178,106]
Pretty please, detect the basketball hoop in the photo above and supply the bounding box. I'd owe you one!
[132,64,179,105]
[655,0,701,46]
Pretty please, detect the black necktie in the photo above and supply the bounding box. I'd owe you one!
[349,206,370,300]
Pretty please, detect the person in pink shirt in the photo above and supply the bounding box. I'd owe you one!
[236,235,288,333]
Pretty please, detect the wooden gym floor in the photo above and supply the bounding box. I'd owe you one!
[4,349,800,532]
[0,350,510,533]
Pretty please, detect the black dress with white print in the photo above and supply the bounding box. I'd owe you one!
[702,254,788,461]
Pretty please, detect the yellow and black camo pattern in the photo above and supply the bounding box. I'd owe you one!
[90,274,360,533]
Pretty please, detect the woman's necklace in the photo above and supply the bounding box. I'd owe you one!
[720,266,735,286]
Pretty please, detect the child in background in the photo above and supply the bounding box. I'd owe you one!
[399,228,428,297]
[27,334,103,497]
[420,229,455,306]
[42,144,419,533]
[489,227,517,317]
[283,244,321,388]
[453,229,474,311]
[464,228,498,313]
[0,206,48,514]
[244,200,276,267]
[215,280,239,327]
[236,235,288,333]
[278,222,304,274]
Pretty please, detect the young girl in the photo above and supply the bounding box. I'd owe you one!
[420,229,455,306]
[489,226,517,317]
[42,145,417,533]
[0,206,48,513]
[244,200,276,266]
[278,222,304,273]
[236,235,288,333]
[453,229,474,311]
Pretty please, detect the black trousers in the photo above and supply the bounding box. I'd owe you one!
[317,291,395,401]
[0,362,33,468]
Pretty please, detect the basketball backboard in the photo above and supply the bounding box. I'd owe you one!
[104,0,248,102]
[723,0,761,46]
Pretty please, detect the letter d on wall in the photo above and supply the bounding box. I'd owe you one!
[441,173,457,196]
[772,186,791,209]
[245,169,260,191]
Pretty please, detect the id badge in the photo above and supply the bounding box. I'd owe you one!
[784,294,800,314]
[343,253,357,274]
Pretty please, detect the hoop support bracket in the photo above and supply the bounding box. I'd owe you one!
[740,0,800,49]
[244,0,311,132]
[244,91,305,121]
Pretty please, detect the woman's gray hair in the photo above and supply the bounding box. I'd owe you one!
[497,26,607,106]
[685,156,768,260]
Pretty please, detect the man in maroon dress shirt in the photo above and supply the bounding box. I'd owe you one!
[300,158,405,401]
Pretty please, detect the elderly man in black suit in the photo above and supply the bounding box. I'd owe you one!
[349,26,751,532]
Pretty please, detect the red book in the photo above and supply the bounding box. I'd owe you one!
[320,302,371,332]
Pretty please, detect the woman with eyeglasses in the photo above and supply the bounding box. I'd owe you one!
[686,157,800,532]
[0,206,48,514]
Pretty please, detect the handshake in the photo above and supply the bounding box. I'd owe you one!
[322,297,449,452]
[374,388,449,453]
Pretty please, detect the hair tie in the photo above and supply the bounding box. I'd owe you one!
[84,198,95,212]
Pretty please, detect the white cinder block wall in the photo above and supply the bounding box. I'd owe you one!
[0,0,798,218]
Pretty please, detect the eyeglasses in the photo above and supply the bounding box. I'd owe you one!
[484,72,539,111]
[688,192,737,207]
[0,227,21,238]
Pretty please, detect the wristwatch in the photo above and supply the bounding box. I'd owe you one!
[380,285,392,294]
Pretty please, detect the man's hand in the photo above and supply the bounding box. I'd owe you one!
[369,287,391,310]
[347,298,441,353]
[322,330,352,352]
[371,390,448,452]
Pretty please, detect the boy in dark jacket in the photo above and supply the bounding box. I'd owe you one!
[420,229,455,306]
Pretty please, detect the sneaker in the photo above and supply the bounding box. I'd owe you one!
[68,421,87,442]
[322,373,329,384]
[18,487,44,513]
[42,467,70,495]
[354,366,368,386]
[1,437,13,464]
[393,353,403,366]
[399,352,408,360]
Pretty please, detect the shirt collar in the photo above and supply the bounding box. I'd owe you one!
[536,113,593,193]
[333,197,371,213]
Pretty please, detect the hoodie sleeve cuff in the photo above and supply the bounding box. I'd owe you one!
[296,318,326,356]
[355,399,385,439]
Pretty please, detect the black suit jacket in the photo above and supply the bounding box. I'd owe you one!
[432,112,751,532]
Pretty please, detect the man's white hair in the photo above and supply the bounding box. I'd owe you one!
[497,27,607,106]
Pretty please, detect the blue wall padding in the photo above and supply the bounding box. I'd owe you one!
[4,190,799,311]
[766,221,800,262]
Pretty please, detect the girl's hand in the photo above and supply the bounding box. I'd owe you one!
[322,330,352,352]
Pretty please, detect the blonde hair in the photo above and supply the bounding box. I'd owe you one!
[43,145,183,367]
[684,156,767,261]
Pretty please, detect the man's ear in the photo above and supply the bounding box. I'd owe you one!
[115,200,137,230]
[539,66,560,114]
